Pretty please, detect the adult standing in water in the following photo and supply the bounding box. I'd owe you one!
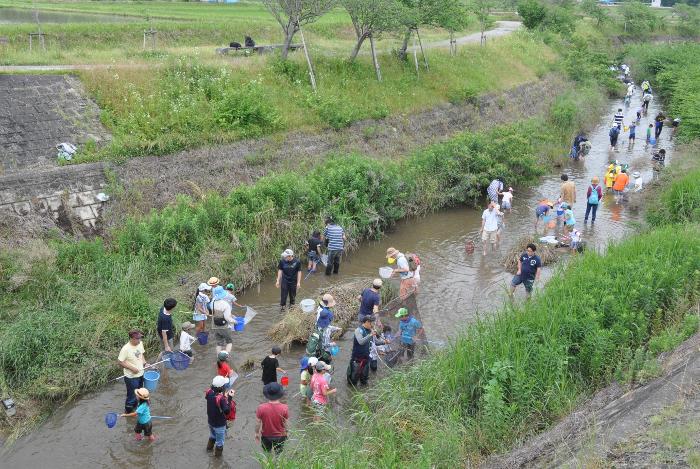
[348,315,381,386]
[211,286,234,354]
[509,243,542,299]
[276,249,302,311]
[322,217,346,276]
[584,176,604,223]
[386,247,417,299]
[357,279,382,321]
[118,330,148,413]
[479,203,502,256]
[655,111,666,140]
[486,177,504,204]
[560,174,576,207]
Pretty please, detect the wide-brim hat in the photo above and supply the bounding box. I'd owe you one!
[263,382,285,400]
[198,282,212,292]
[207,277,220,287]
[321,294,336,308]
[135,388,150,400]
[213,286,227,300]
[386,247,399,258]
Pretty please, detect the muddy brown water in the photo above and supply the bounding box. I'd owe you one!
[2,96,673,467]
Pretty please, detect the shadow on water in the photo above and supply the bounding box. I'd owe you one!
[2,94,674,468]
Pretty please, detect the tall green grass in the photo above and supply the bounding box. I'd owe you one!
[646,167,700,227]
[274,224,700,468]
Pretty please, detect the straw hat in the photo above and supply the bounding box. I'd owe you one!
[372,278,383,288]
[207,277,220,287]
[135,388,150,400]
[386,247,399,258]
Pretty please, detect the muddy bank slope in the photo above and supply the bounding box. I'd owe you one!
[104,74,566,227]
[484,316,700,469]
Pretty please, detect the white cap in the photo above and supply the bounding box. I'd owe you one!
[198,282,212,291]
[212,376,228,388]
[282,249,294,258]
[308,357,318,367]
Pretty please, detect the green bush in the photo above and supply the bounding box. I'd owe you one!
[306,93,361,129]
[518,0,547,30]
[646,168,700,227]
[447,84,480,105]
[214,81,282,134]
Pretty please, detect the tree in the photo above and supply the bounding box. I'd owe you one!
[579,0,608,26]
[620,0,665,38]
[342,0,407,80]
[517,0,546,30]
[674,3,700,38]
[470,0,495,45]
[396,0,472,59]
[262,0,335,60]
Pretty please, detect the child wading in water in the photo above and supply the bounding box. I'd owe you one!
[306,230,322,273]
[501,187,514,214]
[261,346,286,386]
[179,321,196,361]
[121,388,155,441]
[216,351,236,389]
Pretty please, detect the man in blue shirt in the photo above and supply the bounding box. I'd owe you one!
[357,279,382,320]
[509,243,542,299]
[322,217,346,276]
[396,307,423,360]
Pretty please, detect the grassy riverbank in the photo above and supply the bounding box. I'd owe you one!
[0,79,603,438]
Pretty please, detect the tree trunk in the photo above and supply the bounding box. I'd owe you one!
[369,34,381,82]
[397,28,412,60]
[280,25,297,60]
[349,33,367,62]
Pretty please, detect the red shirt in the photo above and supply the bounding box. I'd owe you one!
[218,362,232,378]
[255,402,288,437]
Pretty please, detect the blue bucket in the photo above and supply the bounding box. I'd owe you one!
[162,351,174,369]
[197,331,208,345]
[143,370,160,392]
[233,316,245,332]
[330,345,339,356]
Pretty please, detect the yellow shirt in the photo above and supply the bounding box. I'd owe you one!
[118,342,145,378]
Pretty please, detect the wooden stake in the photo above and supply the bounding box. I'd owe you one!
[299,25,317,93]
[412,30,419,77]
[415,28,428,70]
[369,33,381,82]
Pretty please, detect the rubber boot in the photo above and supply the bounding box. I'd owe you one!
[214,445,223,457]
[206,438,215,451]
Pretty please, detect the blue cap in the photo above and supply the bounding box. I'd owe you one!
[299,356,309,372]
[213,286,226,300]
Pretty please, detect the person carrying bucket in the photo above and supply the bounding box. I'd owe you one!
[117,330,149,413]
[120,388,155,442]
[193,283,212,335]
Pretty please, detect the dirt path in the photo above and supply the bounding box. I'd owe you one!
[0,22,522,73]
[484,312,700,468]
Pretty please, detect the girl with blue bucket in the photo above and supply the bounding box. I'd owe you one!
[193,283,212,337]
[120,388,156,442]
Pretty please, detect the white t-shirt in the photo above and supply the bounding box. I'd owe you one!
[118,342,145,378]
[211,299,233,327]
[502,192,513,205]
[179,331,196,352]
[482,209,500,232]
[396,253,413,279]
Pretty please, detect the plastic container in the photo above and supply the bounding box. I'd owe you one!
[379,266,393,279]
[300,299,316,313]
[280,376,289,387]
[232,316,245,332]
[143,370,160,392]
[330,344,340,356]
[197,331,208,345]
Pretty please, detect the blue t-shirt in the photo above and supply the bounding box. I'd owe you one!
[519,253,542,279]
[399,317,422,345]
[136,402,151,425]
[358,288,380,319]
[324,224,345,251]
[535,204,549,217]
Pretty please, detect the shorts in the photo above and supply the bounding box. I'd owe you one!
[160,338,174,351]
[193,313,207,322]
[308,251,320,263]
[614,189,625,196]
[501,201,511,210]
[511,274,535,293]
[214,327,233,346]
[311,400,327,416]
[482,229,497,243]
[134,421,153,436]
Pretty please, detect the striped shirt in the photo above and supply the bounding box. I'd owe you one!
[487,180,503,203]
[613,112,624,125]
[324,224,345,250]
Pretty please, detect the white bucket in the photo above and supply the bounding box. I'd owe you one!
[379,267,393,279]
[300,299,316,313]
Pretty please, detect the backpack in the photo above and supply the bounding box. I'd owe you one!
[306,328,323,357]
[588,185,599,205]
[643,93,652,102]
[609,127,619,138]
[215,393,237,421]
[407,253,421,272]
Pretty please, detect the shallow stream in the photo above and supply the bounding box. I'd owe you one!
[2,95,673,468]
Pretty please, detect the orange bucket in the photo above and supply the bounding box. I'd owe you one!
[280,376,289,387]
